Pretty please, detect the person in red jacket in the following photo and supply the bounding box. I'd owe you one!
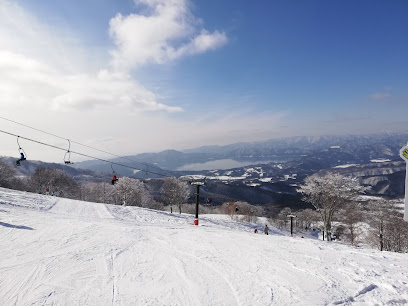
[111,175,118,185]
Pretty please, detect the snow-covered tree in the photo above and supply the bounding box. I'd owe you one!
[161,177,190,214]
[236,201,264,223]
[81,182,115,204]
[383,213,408,253]
[30,168,48,193]
[115,177,152,207]
[30,168,79,198]
[226,201,263,222]
[367,199,391,251]
[275,207,292,229]
[296,209,320,230]
[0,159,16,188]
[367,199,408,252]
[220,201,238,219]
[339,202,363,245]
[299,173,367,241]
[219,201,262,221]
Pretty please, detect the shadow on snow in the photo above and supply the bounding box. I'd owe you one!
[0,221,34,230]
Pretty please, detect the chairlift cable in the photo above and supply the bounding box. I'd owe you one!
[0,128,169,178]
[0,116,175,177]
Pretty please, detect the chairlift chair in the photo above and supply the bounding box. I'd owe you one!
[16,136,27,166]
[64,139,73,164]
[141,165,150,184]
[111,164,118,185]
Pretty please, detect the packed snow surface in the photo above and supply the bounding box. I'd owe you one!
[1,187,408,305]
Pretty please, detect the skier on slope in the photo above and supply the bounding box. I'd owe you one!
[112,175,118,185]
[264,225,269,235]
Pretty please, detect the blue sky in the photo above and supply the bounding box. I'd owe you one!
[0,0,407,161]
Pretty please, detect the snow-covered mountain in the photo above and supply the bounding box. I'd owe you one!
[181,132,408,163]
[3,132,407,210]
[73,132,408,173]
[1,187,408,305]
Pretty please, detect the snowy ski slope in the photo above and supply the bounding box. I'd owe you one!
[1,187,408,305]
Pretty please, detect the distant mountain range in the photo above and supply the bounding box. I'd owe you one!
[73,132,408,173]
[3,132,407,211]
[69,132,408,209]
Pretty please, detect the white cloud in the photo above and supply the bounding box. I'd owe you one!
[0,1,181,112]
[0,0,228,112]
[51,70,182,112]
[108,0,228,70]
[172,30,228,57]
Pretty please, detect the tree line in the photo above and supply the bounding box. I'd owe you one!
[0,160,265,218]
[270,173,408,253]
[0,159,189,210]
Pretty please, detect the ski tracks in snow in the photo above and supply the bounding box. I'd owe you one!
[151,235,242,306]
[109,249,117,305]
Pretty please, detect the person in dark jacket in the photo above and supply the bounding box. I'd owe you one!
[264,225,269,235]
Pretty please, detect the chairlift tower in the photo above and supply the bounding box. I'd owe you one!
[287,214,296,236]
[399,145,408,221]
[190,181,205,225]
